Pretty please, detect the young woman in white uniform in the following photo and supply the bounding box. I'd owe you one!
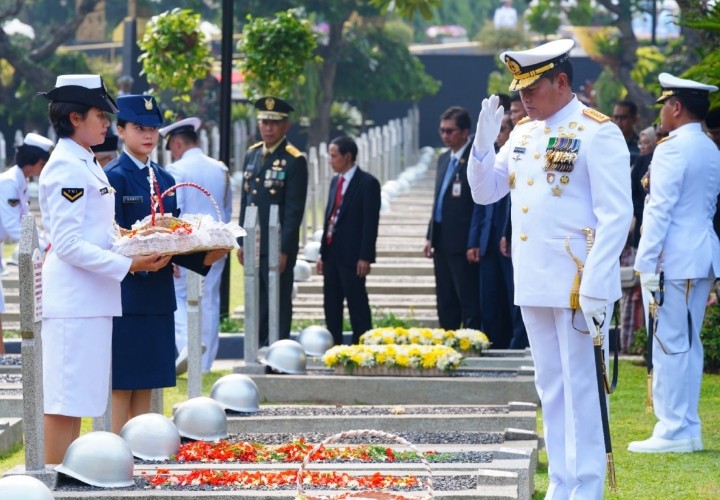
[38,74,170,464]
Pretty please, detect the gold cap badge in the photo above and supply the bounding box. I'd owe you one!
[265,97,275,110]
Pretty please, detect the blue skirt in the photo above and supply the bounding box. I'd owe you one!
[112,313,176,390]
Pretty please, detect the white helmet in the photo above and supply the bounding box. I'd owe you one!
[258,339,307,374]
[55,431,134,488]
[302,241,321,262]
[293,259,312,282]
[0,475,54,499]
[119,413,181,460]
[297,325,334,357]
[173,397,228,441]
[210,374,260,412]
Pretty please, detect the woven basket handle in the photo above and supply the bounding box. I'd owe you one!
[160,182,224,222]
[294,429,433,499]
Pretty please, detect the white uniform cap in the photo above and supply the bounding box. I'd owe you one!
[656,72,718,103]
[23,133,54,152]
[40,73,118,113]
[159,117,202,150]
[55,74,102,89]
[159,117,201,137]
[500,39,575,91]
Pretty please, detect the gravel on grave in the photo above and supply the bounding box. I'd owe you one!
[227,405,509,417]
[56,474,479,493]
[220,431,504,446]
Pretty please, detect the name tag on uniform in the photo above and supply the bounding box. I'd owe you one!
[123,196,143,204]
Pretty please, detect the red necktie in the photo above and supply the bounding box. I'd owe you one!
[327,176,344,244]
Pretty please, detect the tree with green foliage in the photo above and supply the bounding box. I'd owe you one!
[525,0,562,41]
[333,24,440,105]
[677,1,720,109]
[238,0,440,150]
[238,9,319,100]
[138,8,213,112]
[0,0,102,133]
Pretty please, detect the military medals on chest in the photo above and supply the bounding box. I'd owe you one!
[542,124,581,197]
[509,123,538,189]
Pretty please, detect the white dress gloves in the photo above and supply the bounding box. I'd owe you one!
[473,94,505,154]
[640,272,661,292]
[579,294,607,328]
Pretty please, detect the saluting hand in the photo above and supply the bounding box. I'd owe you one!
[473,94,504,154]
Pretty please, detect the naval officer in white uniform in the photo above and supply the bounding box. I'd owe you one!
[630,74,720,454]
[467,39,632,498]
[38,74,170,464]
[160,117,232,372]
[0,133,54,354]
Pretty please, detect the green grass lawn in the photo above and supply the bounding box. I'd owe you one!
[1,360,718,498]
[533,359,720,499]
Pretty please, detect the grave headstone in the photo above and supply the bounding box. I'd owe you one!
[267,205,280,346]
[242,207,261,368]
[187,271,203,398]
[13,215,57,486]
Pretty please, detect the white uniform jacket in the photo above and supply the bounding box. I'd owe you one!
[635,122,720,279]
[39,138,131,318]
[0,165,30,243]
[468,97,633,306]
[166,147,232,222]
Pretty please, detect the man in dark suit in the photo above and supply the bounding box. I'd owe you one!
[317,136,381,345]
[237,97,309,347]
[423,106,481,330]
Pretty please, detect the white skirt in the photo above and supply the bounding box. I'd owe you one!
[42,317,112,417]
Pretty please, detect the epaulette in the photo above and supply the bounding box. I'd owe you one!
[516,116,532,126]
[582,108,610,123]
[285,144,303,158]
[249,141,263,150]
[657,135,676,145]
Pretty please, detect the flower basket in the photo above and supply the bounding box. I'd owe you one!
[112,168,245,256]
[322,345,462,374]
[359,327,490,355]
[295,429,433,500]
[333,366,446,377]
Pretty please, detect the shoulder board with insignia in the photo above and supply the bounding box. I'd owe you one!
[285,144,303,158]
[582,108,610,123]
[657,135,676,145]
[516,116,532,125]
[249,141,264,150]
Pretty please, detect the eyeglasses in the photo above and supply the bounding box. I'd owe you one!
[612,114,630,121]
[438,127,459,135]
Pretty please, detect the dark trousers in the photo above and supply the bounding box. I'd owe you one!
[479,254,512,348]
[433,245,481,330]
[499,255,528,349]
[258,255,295,347]
[322,249,372,345]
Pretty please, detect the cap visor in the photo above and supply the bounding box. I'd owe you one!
[509,74,542,92]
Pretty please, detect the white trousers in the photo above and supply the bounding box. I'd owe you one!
[521,306,609,500]
[174,256,226,372]
[642,274,711,441]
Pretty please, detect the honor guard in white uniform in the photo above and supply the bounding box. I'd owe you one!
[467,40,632,498]
[0,133,53,353]
[630,74,720,454]
[160,117,233,372]
[38,74,169,464]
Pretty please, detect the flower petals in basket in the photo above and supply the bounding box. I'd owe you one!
[112,213,246,257]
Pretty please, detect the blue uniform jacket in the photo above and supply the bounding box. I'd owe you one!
[104,152,208,315]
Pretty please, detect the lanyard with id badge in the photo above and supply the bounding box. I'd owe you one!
[451,172,462,197]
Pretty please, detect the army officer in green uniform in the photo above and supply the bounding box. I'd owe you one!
[237,97,308,347]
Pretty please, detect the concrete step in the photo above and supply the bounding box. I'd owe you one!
[293,295,437,309]
[296,280,435,295]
